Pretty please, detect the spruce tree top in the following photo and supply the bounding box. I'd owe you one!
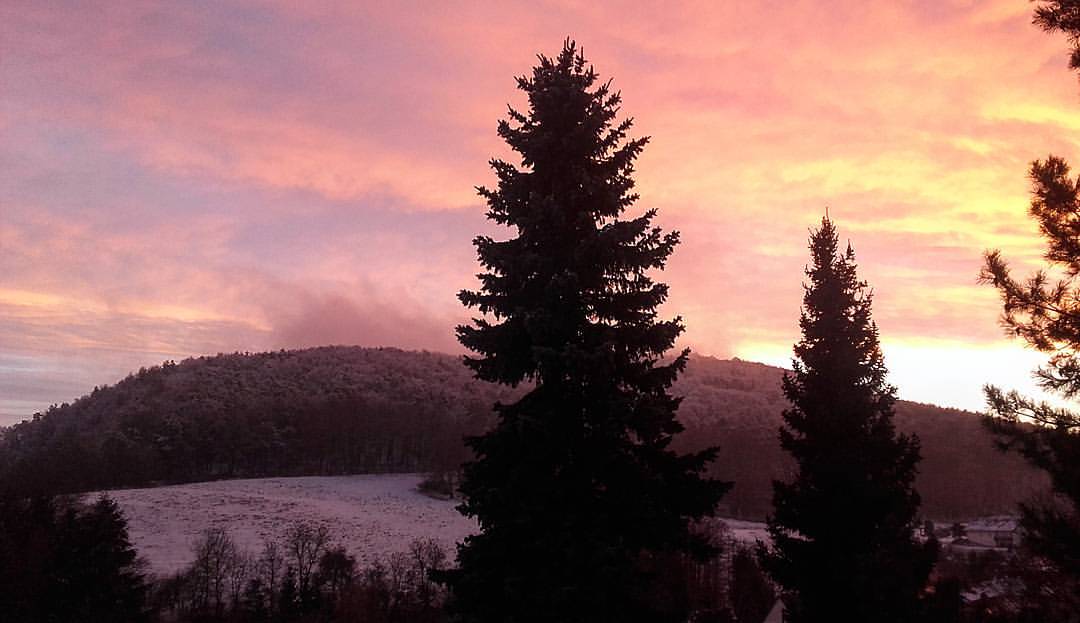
[458,40,685,403]
[786,216,896,429]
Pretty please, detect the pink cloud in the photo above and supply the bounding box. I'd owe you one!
[3,0,1078,415]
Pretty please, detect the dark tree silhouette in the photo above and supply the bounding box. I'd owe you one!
[761,217,935,623]
[731,547,776,623]
[976,3,1080,611]
[0,494,150,623]
[52,496,151,622]
[1034,0,1080,73]
[980,158,1080,604]
[440,40,729,623]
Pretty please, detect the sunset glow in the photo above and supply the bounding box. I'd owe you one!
[3,0,1077,423]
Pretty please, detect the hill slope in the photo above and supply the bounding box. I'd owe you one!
[673,357,1047,518]
[0,347,1046,519]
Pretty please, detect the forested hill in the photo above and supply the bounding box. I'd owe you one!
[672,357,1047,520]
[0,346,1045,520]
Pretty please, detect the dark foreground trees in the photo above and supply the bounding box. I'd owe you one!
[977,2,1080,616]
[762,217,935,623]
[1033,0,1080,73]
[439,41,729,622]
[984,155,1080,613]
[980,158,1080,612]
[0,494,151,623]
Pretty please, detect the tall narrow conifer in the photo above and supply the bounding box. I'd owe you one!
[762,217,935,623]
[440,41,729,623]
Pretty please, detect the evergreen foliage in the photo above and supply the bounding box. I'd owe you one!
[1033,0,1080,72]
[441,40,729,622]
[980,157,1080,605]
[0,494,151,623]
[0,347,513,497]
[977,4,1080,610]
[762,217,935,623]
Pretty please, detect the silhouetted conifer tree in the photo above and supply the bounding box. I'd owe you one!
[1033,0,1080,73]
[761,217,934,623]
[976,4,1080,611]
[980,158,1080,606]
[0,494,150,623]
[440,40,729,623]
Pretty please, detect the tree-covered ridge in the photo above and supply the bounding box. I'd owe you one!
[0,347,1045,520]
[0,347,518,496]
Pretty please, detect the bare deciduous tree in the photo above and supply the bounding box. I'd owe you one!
[189,528,242,616]
[285,522,330,596]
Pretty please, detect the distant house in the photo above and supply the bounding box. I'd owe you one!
[964,516,1020,549]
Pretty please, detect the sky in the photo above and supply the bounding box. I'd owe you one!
[2,0,1079,425]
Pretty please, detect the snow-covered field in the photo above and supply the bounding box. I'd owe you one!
[722,518,771,545]
[98,474,769,578]
[98,474,477,577]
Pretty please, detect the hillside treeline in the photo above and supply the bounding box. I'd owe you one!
[0,347,1046,520]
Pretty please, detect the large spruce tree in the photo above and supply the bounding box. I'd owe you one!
[440,41,728,623]
[762,217,934,623]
